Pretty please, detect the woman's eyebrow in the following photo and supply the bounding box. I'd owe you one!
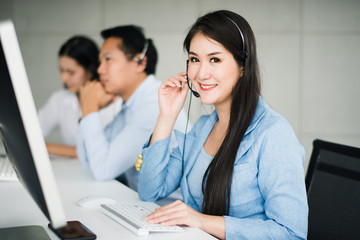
[189,51,223,56]
[208,51,222,56]
[189,51,198,56]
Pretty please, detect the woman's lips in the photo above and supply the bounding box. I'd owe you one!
[199,83,217,91]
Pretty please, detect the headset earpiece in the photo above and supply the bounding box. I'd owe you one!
[137,40,149,64]
[240,50,248,60]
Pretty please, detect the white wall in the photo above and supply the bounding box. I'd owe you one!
[1,0,359,170]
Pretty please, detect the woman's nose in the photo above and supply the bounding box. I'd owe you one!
[60,72,68,83]
[197,62,211,80]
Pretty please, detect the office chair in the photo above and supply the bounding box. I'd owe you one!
[305,139,360,240]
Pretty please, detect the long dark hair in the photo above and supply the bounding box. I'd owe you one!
[184,10,261,216]
[59,36,99,80]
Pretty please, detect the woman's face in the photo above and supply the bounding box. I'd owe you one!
[188,33,243,110]
[59,56,91,94]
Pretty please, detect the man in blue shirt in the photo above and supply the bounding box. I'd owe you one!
[76,25,188,191]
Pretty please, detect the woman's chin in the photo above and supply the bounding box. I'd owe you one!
[66,88,78,94]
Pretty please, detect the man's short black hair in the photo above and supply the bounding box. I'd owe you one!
[101,25,157,75]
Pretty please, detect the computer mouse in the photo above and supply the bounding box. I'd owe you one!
[76,195,116,208]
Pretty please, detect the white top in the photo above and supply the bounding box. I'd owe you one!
[76,74,190,190]
[38,89,122,145]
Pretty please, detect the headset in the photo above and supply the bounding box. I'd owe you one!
[185,17,247,98]
[137,40,149,64]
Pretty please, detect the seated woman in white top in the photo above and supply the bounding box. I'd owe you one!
[38,36,120,158]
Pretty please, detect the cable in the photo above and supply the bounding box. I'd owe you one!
[182,92,193,175]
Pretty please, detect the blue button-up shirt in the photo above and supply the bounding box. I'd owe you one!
[139,97,308,239]
[76,74,189,190]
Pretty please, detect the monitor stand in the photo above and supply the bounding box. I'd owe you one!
[0,225,51,240]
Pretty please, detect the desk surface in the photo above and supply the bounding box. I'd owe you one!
[0,158,215,239]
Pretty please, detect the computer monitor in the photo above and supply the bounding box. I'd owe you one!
[0,20,95,239]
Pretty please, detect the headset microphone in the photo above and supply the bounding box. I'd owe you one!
[186,60,200,98]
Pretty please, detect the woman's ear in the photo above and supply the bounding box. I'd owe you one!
[239,66,244,78]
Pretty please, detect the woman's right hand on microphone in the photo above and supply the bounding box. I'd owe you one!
[149,72,189,145]
[158,72,189,118]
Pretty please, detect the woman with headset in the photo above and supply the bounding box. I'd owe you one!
[138,10,308,239]
[38,36,120,158]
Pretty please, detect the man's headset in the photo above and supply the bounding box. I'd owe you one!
[186,17,248,98]
[137,40,149,64]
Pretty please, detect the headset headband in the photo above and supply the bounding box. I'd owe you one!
[227,17,248,59]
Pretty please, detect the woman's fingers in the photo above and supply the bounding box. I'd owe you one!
[144,200,194,226]
[143,200,205,229]
[144,201,179,220]
[146,209,184,224]
[146,200,183,219]
[161,73,187,89]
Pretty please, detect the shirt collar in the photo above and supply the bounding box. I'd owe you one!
[210,96,268,136]
[244,96,268,135]
[121,74,156,110]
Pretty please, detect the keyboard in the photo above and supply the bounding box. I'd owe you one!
[101,204,184,236]
[0,156,18,181]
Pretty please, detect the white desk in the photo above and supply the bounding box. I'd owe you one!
[0,158,216,240]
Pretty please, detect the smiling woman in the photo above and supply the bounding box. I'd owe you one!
[138,10,308,240]
[187,33,243,107]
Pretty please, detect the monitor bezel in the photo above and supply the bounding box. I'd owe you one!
[0,20,67,229]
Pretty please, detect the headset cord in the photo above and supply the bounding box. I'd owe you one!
[182,92,193,176]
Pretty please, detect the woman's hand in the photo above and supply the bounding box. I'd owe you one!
[158,72,189,118]
[148,73,189,145]
[144,200,226,239]
[79,81,115,118]
[144,200,205,228]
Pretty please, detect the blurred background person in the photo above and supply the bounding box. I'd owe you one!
[38,36,121,158]
[76,25,189,191]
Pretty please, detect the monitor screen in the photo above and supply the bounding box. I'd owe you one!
[0,20,67,229]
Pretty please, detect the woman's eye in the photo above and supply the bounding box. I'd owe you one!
[105,57,111,62]
[210,58,220,63]
[190,57,199,62]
